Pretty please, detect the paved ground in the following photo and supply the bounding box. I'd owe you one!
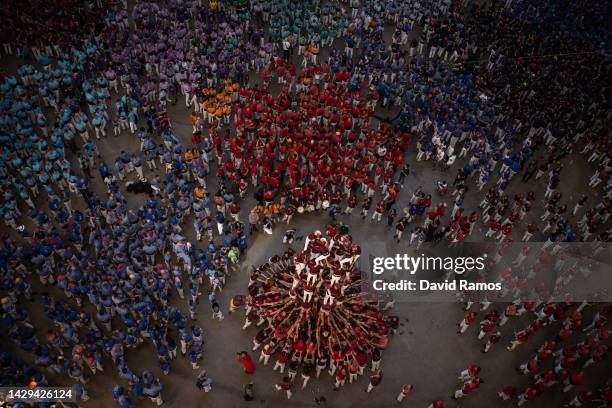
[1,5,610,408]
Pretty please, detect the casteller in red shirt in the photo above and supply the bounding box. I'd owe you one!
[238,353,256,374]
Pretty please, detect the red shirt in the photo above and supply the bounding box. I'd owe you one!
[370,374,382,386]
[556,369,568,382]
[467,365,480,377]
[570,371,585,385]
[356,351,367,365]
[524,388,537,400]
[239,354,256,374]
[276,351,289,363]
[481,321,495,332]
[462,380,480,393]
[557,327,572,340]
[464,312,477,324]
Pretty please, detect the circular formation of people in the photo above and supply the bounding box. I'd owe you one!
[0,0,610,407]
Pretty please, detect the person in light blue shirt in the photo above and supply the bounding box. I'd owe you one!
[128,110,138,133]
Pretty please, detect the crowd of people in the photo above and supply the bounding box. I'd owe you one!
[0,0,609,406]
[1,0,256,406]
[243,229,397,398]
[453,240,611,405]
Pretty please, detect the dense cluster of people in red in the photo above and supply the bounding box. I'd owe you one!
[215,60,411,223]
[244,229,397,398]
